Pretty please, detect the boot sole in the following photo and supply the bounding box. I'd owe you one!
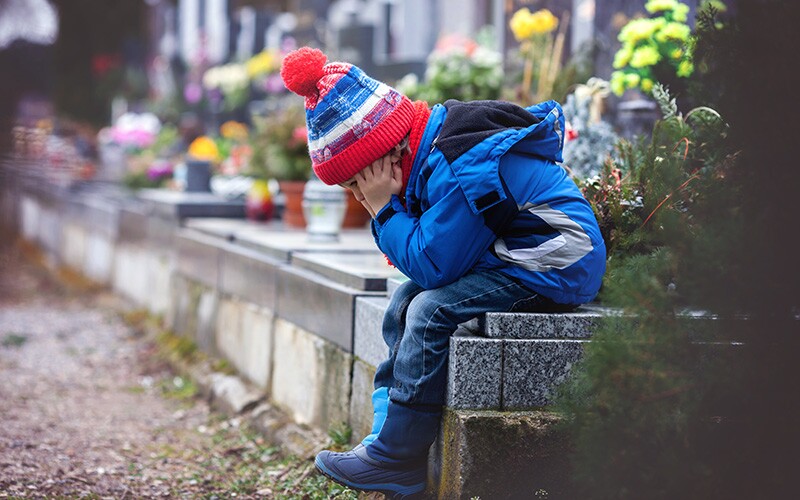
[314,454,426,499]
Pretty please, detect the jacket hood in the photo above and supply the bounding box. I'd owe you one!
[437,99,565,165]
[423,99,565,216]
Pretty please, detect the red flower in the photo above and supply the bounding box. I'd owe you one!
[566,128,579,142]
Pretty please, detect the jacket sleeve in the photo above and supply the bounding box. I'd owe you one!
[371,175,517,289]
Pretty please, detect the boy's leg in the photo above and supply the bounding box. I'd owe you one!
[359,280,424,448]
[316,270,552,497]
[367,269,539,463]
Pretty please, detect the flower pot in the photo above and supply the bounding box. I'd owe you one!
[302,179,347,242]
[279,180,307,227]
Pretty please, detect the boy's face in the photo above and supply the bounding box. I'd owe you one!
[338,143,404,203]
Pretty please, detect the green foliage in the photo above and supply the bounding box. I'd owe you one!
[610,0,695,96]
[396,29,503,103]
[327,421,353,449]
[250,105,310,181]
[558,80,747,497]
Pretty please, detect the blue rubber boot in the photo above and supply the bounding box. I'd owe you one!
[360,387,389,447]
[315,400,441,498]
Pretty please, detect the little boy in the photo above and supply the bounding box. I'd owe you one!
[281,47,606,498]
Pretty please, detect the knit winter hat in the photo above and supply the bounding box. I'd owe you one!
[280,47,415,185]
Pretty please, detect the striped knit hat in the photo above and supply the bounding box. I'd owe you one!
[280,47,415,185]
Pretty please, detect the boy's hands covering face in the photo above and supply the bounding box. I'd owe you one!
[349,154,403,218]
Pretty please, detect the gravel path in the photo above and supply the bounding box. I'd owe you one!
[0,244,358,499]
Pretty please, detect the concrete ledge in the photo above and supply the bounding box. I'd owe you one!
[219,242,281,309]
[277,265,382,351]
[175,229,223,289]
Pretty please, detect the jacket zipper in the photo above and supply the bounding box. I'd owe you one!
[429,136,438,153]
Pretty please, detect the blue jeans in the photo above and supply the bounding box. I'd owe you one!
[373,269,576,406]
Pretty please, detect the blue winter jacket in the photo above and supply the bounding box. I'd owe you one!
[371,99,606,305]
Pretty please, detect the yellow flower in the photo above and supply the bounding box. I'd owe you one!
[246,49,278,78]
[630,45,662,68]
[530,9,558,35]
[510,8,558,40]
[677,60,694,77]
[510,8,535,41]
[610,72,627,96]
[624,73,642,88]
[187,136,220,162]
[655,22,691,43]
[641,78,655,93]
[220,121,249,142]
[645,0,679,14]
[613,45,634,69]
[671,48,684,59]
[618,18,663,45]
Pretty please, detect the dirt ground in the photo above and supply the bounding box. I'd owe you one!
[0,242,358,499]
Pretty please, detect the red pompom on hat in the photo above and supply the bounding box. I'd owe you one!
[280,47,414,186]
[280,47,327,100]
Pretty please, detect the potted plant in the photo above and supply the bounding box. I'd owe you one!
[250,104,311,226]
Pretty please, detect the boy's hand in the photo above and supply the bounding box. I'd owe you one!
[356,155,403,217]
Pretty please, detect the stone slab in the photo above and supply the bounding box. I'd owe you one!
[484,310,603,339]
[291,252,405,291]
[137,188,245,219]
[216,298,274,389]
[175,229,223,289]
[502,339,587,409]
[84,232,115,283]
[118,204,151,244]
[353,296,390,368]
[277,265,382,351]
[219,243,281,309]
[270,318,352,430]
[184,217,270,241]
[433,408,575,499]
[446,336,503,410]
[234,227,378,262]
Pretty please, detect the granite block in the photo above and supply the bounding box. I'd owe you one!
[502,339,587,409]
[446,336,503,410]
[433,408,574,499]
[219,243,281,309]
[137,189,245,219]
[277,265,381,351]
[349,359,378,444]
[291,252,404,291]
[484,310,603,339]
[175,229,223,288]
[234,227,377,262]
[353,296,390,368]
[271,318,352,430]
[185,217,268,240]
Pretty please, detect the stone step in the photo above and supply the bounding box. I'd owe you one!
[447,334,587,410]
